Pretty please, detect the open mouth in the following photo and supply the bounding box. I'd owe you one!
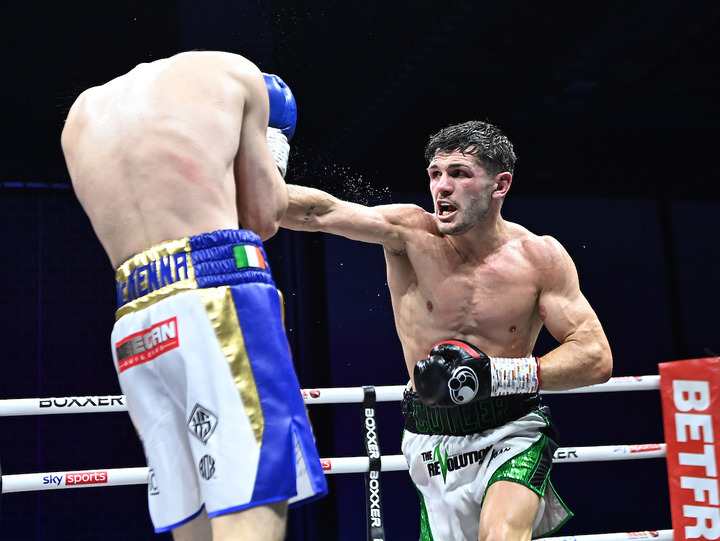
[437,201,457,217]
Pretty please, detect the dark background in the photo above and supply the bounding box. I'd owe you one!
[1,0,718,539]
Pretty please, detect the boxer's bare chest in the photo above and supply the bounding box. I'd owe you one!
[388,236,542,360]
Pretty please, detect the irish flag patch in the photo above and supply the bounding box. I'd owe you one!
[233,245,266,269]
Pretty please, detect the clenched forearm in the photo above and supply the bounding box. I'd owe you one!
[538,335,612,391]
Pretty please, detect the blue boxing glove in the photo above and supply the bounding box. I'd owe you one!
[263,73,297,178]
[263,73,297,140]
[414,340,540,407]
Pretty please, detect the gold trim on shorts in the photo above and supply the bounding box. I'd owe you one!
[199,287,264,446]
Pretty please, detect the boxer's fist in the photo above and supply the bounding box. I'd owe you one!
[414,340,492,407]
[263,73,297,140]
[263,73,296,177]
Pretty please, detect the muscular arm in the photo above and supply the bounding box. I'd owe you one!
[282,184,416,253]
[535,238,612,390]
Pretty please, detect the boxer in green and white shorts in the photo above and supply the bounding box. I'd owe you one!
[402,387,572,540]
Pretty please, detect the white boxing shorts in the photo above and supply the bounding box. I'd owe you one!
[402,389,572,539]
[111,229,327,533]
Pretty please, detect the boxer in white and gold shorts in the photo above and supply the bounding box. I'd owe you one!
[402,389,572,540]
[112,229,327,533]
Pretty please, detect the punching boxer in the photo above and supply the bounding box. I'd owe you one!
[280,120,612,541]
[61,51,327,541]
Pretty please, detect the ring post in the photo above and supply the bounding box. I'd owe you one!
[362,386,386,541]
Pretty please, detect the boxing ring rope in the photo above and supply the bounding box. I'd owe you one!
[0,375,671,540]
[0,443,668,493]
[2,443,665,493]
[0,375,661,415]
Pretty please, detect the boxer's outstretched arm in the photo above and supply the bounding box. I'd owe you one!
[282,184,421,253]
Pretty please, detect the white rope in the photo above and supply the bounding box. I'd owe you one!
[0,375,660,415]
[0,395,127,416]
[302,385,407,405]
[540,375,660,394]
[322,455,409,475]
[1,444,665,494]
[551,444,665,463]
[543,530,673,541]
[2,467,149,493]
[302,375,660,404]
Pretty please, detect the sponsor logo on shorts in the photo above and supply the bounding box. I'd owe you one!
[115,317,180,373]
[199,455,216,480]
[421,444,501,483]
[188,404,218,445]
[148,469,160,496]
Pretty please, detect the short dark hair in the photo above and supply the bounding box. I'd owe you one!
[424,120,517,176]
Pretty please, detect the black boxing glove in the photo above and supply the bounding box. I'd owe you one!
[414,340,491,407]
[414,339,540,407]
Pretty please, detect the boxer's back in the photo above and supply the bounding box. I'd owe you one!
[62,51,262,268]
